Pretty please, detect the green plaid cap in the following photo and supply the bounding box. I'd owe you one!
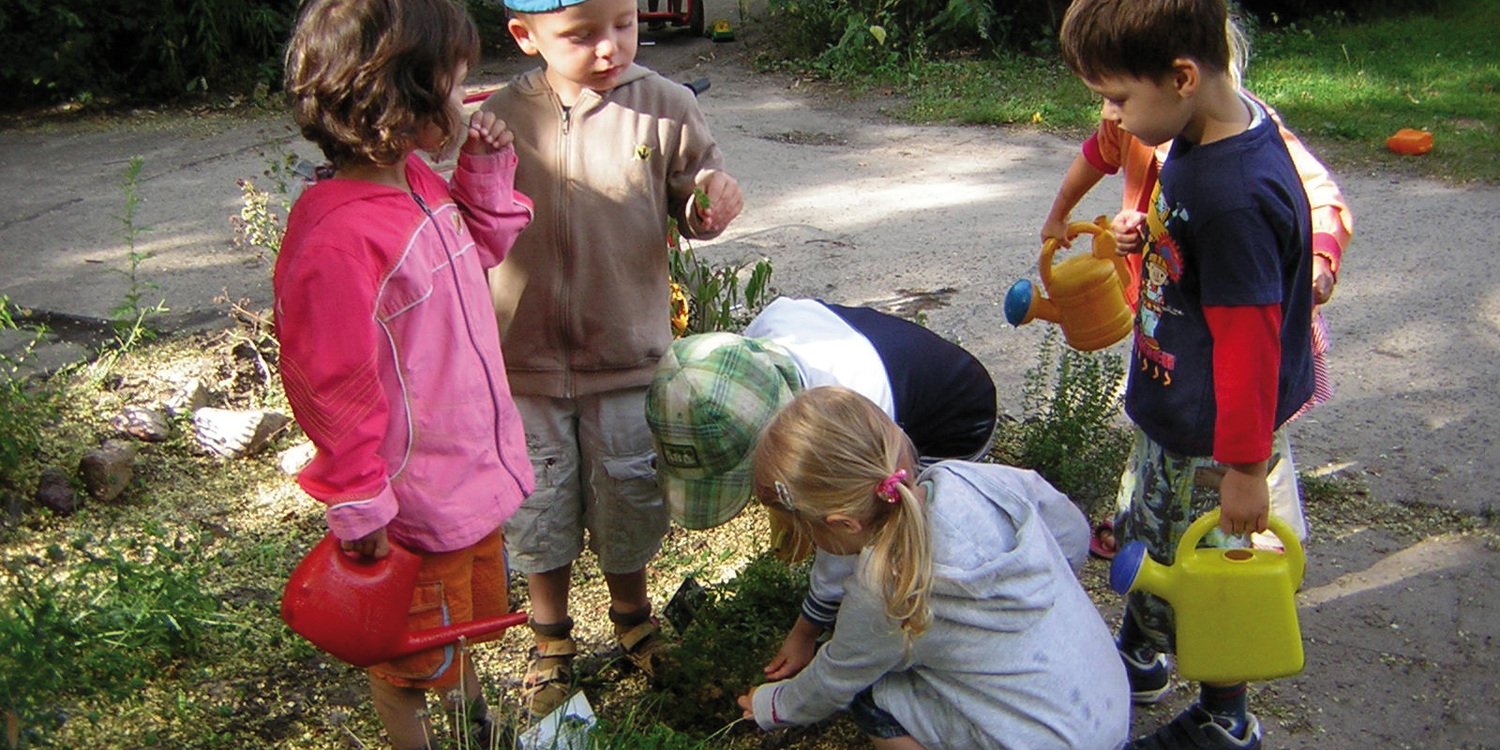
[646,333,801,529]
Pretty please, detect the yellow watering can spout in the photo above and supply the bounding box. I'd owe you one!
[1110,509,1306,683]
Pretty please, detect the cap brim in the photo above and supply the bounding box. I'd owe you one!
[659,449,755,530]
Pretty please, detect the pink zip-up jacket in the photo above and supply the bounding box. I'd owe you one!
[274,150,536,553]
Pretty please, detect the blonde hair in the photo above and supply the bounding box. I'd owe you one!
[1226,15,1249,89]
[752,387,933,639]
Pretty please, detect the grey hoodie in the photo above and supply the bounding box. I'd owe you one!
[751,463,1129,750]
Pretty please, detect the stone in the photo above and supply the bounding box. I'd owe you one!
[78,440,137,502]
[164,377,210,417]
[35,467,80,515]
[279,440,316,476]
[194,407,290,459]
[112,405,172,442]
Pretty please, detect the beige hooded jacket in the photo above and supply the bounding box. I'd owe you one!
[481,64,725,398]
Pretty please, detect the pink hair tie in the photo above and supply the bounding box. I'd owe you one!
[877,470,908,503]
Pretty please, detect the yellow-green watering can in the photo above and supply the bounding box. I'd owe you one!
[1004,216,1133,352]
[1110,509,1305,683]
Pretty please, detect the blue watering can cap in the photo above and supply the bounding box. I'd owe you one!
[504,0,590,12]
[1109,541,1148,595]
[1003,279,1034,327]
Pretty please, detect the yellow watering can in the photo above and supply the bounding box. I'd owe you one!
[1110,509,1305,683]
[1004,216,1133,352]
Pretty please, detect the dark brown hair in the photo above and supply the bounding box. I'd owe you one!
[284,0,480,167]
[1059,0,1230,83]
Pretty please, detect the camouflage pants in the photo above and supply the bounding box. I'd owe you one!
[1114,428,1290,654]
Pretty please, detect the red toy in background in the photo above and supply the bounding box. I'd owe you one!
[281,534,527,668]
[1386,128,1433,155]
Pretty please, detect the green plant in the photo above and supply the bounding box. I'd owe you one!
[667,206,774,337]
[0,298,57,496]
[993,328,1130,516]
[111,156,168,345]
[230,150,303,260]
[0,530,221,746]
[649,552,808,733]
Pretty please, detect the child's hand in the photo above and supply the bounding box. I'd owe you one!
[462,110,515,156]
[1312,254,1336,304]
[689,170,743,234]
[736,689,757,721]
[1110,210,1147,255]
[341,527,391,559]
[1040,216,1073,248]
[1219,462,1270,535]
[764,628,818,680]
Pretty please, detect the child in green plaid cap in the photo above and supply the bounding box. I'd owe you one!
[646,297,997,683]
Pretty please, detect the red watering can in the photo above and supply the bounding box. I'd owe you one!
[281,533,528,668]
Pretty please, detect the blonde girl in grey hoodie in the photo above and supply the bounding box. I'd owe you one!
[737,386,1130,750]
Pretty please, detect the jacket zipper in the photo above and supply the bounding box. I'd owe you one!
[556,99,574,397]
[412,192,529,490]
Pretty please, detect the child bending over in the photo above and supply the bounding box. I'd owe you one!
[737,387,1129,750]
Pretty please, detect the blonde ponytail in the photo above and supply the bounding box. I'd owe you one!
[752,387,935,640]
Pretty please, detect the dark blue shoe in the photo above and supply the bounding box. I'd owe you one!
[1120,647,1170,704]
[1127,704,1262,750]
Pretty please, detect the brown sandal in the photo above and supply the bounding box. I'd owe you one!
[521,637,577,717]
[616,619,673,678]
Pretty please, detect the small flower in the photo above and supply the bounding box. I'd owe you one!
[635,144,654,160]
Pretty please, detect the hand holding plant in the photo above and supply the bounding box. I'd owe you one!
[690,170,743,235]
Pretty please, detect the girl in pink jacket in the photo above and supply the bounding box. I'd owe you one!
[278,0,533,746]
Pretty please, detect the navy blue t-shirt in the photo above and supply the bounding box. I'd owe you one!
[1123,105,1314,457]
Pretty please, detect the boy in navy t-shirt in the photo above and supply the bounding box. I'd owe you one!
[1060,0,1313,748]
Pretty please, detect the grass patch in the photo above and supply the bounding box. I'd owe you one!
[862,0,1500,182]
[1246,0,1500,182]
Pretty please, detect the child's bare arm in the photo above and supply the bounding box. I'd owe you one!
[1042,154,1109,248]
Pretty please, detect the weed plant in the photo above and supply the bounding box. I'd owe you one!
[0,298,58,497]
[0,529,220,746]
[991,329,1130,516]
[110,156,167,350]
[651,552,808,733]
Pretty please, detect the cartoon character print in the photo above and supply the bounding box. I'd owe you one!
[1135,182,1186,385]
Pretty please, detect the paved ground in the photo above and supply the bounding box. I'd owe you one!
[1,10,1497,747]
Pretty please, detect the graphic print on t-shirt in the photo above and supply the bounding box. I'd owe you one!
[1135,181,1187,386]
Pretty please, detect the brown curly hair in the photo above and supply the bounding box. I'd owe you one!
[284,0,480,168]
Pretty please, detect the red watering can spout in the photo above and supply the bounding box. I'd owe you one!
[280,534,527,668]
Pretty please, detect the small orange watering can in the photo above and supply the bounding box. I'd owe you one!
[1004,216,1133,352]
[281,534,528,668]
[1110,509,1305,683]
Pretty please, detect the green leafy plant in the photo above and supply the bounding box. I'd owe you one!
[992,328,1130,516]
[0,298,57,496]
[0,530,221,746]
[111,156,168,347]
[650,552,808,733]
[667,199,774,337]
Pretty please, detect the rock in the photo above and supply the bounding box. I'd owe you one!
[78,440,137,502]
[279,440,316,476]
[36,467,81,515]
[194,407,290,458]
[112,405,172,442]
[164,378,210,417]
